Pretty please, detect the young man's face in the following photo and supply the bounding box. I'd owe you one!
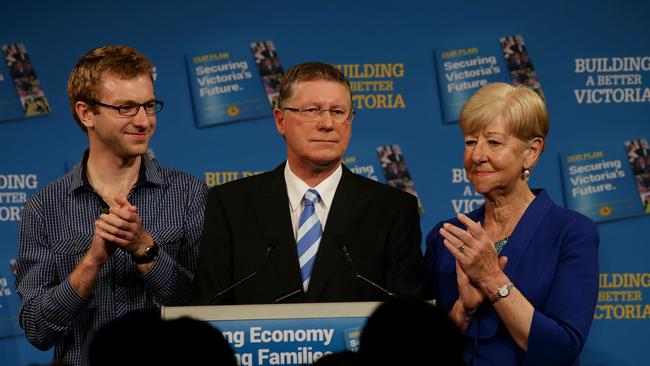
[87,72,157,160]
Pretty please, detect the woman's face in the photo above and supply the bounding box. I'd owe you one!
[463,116,533,195]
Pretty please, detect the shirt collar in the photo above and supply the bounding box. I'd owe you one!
[69,153,87,193]
[69,150,163,194]
[284,162,342,212]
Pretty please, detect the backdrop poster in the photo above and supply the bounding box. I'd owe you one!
[559,139,649,222]
[434,35,544,124]
[0,43,50,121]
[186,40,285,128]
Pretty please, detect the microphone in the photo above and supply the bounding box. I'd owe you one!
[207,243,275,305]
[273,288,303,303]
[339,244,396,298]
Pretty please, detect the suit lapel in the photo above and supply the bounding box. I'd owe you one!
[250,163,303,298]
[465,190,552,278]
[469,190,553,339]
[305,166,367,301]
[500,189,553,277]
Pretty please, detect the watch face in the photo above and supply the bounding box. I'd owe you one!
[145,244,159,258]
[132,243,159,264]
[498,286,509,297]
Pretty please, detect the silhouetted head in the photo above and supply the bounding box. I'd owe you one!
[359,297,464,365]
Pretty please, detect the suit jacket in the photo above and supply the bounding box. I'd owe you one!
[425,189,599,366]
[192,162,424,304]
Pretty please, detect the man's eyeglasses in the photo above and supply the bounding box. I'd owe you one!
[282,106,355,123]
[86,100,164,116]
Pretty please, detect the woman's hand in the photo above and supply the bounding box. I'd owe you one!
[457,255,509,310]
[440,213,508,296]
[455,260,483,314]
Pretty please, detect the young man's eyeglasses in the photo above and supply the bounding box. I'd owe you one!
[86,100,164,116]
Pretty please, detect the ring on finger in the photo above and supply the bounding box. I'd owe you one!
[458,245,466,253]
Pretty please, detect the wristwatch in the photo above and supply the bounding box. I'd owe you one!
[131,242,160,264]
[492,282,513,303]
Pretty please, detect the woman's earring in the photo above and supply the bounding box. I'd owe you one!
[523,168,531,181]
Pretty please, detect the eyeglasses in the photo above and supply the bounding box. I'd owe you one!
[86,100,164,116]
[282,106,355,123]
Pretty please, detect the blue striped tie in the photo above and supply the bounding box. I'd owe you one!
[297,189,323,291]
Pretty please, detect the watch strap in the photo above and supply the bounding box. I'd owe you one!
[131,242,160,264]
[492,282,513,303]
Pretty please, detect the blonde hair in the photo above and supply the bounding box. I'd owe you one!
[459,83,549,143]
[67,45,154,132]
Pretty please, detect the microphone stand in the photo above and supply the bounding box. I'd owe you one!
[207,244,275,305]
[339,244,395,298]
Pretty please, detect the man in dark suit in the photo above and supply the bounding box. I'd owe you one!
[192,62,423,304]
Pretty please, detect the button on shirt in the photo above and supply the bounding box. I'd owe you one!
[284,163,342,239]
[16,152,207,366]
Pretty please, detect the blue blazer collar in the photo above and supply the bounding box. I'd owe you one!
[466,189,553,339]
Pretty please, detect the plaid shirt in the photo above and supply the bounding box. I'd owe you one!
[16,153,207,366]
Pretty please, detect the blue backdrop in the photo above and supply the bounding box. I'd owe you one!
[1,1,649,365]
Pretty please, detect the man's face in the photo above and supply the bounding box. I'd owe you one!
[87,72,156,160]
[274,79,352,173]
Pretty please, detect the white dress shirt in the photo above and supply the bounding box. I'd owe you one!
[284,162,342,240]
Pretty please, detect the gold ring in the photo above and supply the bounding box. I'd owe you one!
[458,245,465,253]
